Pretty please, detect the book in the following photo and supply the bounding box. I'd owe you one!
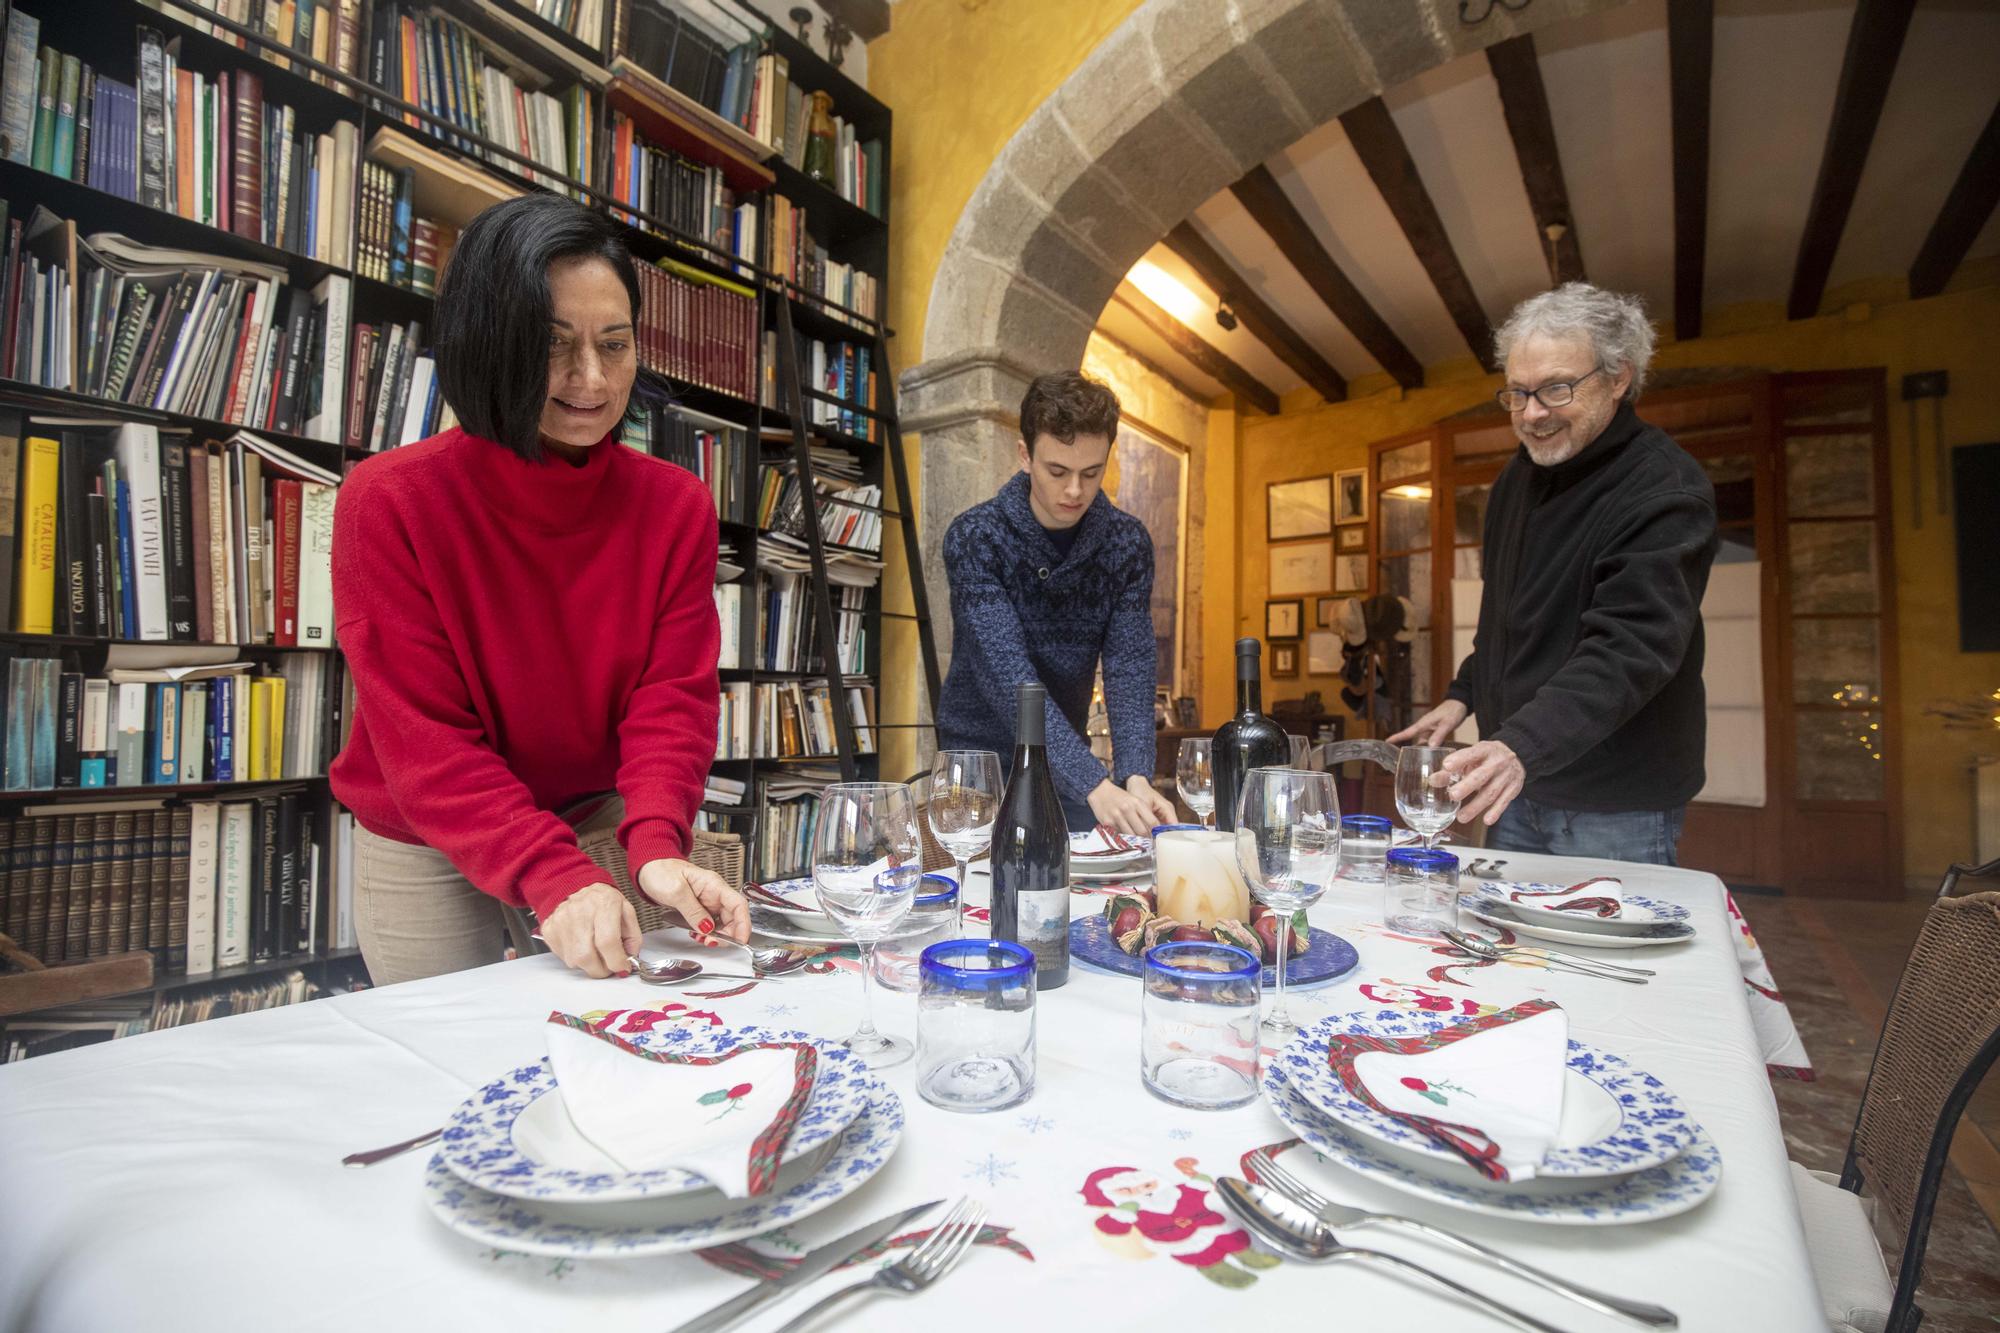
[112,422,169,641]
[0,10,38,162]
[184,800,220,975]
[0,410,25,631]
[216,799,252,965]
[13,434,57,633]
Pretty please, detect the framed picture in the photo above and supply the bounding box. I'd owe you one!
[1337,526,1367,552]
[1265,599,1303,640]
[1268,541,1332,596]
[1307,630,1341,674]
[1334,468,1368,525]
[1315,596,1341,629]
[1271,642,1299,677]
[1334,553,1369,594]
[1266,476,1332,541]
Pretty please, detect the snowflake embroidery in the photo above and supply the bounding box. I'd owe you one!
[1400,1076,1475,1107]
[1017,1114,1056,1135]
[761,1002,800,1018]
[963,1153,1019,1186]
[1167,1129,1194,1142]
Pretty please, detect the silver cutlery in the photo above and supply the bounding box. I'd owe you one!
[1215,1176,1574,1333]
[668,1199,944,1333]
[699,939,819,976]
[1444,928,1657,978]
[342,1126,442,1168]
[769,1196,986,1332]
[625,957,763,985]
[1247,1148,1677,1328]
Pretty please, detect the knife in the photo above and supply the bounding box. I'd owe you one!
[666,1198,944,1333]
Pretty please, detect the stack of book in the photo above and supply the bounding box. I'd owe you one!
[637,257,753,400]
[606,110,755,265]
[4,415,340,648]
[752,678,875,760]
[345,317,449,450]
[634,403,749,521]
[354,160,456,296]
[753,765,837,880]
[755,457,881,556]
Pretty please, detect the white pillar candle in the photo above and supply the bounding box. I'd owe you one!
[1153,830,1252,928]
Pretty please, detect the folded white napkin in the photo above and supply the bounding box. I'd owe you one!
[544,1013,817,1198]
[1506,877,1627,919]
[1344,1001,1568,1183]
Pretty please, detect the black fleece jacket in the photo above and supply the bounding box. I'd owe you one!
[1446,402,1719,811]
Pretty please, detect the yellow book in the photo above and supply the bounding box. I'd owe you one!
[246,677,268,781]
[266,676,286,780]
[13,436,59,634]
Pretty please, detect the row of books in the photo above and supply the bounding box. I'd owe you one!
[615,1,759,133]
[738,52,884,219]
[761,329,877,441]
[627,403,750,523]
[755,570,869,676]
[753,678,876,760]
[755,462,882,555]
[713,580,742,670]
[164,0,371,87]
[715,679,748,760]
[525,0,607,48]
[4,416,340,647]
[0,791,334,973]
[768,196,877,321]
[0,651,343,792]
[638,257,754,400]
[346,316,450,450]
[353,160,454,296]
[752,766,836,880]
[606,110,754,267]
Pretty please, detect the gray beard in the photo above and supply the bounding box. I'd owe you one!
[1521,433,1582,466]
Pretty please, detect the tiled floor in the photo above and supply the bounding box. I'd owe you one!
[1736,889,2000,1331]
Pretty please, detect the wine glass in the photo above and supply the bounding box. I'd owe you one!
[1233,767,1340,1037]
[1395,745,1460,850]
[813,782,921,1067]
[929,750,1001,936]
[1288,735,1312,770]
[1176,738,1215,830]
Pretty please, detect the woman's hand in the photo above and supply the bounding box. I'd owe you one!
[540,882,641,978]
[637,858,751,944]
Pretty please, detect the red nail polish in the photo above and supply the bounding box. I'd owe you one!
[617,970,631,978]
[699,918,714,934]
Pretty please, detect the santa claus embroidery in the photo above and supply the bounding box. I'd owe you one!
[1078,1158,1280,1289]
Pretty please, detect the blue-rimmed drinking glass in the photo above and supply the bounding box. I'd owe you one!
[876,874,961,993]
[1384,847,1460,938]
[916,939,1036,1113]
[1141,941,1261,1110]
[1338,815,1393,883]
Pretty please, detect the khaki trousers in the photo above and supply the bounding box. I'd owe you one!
[352,825,533,986]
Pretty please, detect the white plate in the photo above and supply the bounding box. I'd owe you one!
[1261,1063,1721,1225]
[1462,900,1695,949]
[1468,882,1693,936]
[436,1025,873,1203]
[423,1090,903,1258]
[1068,830,1150,868]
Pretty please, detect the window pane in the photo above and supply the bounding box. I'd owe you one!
[1381,490,1431,551]
[1786,434,1875,517]
[1380,441,1431,484]
[1454,483,1492,546]
[1453,546,1483,579]
[1452,423,1516,461]
[1699,453,1760,562]
[1780,377,1873,427]
[1794,709,1884,801]
[1406,629,1432,708]
[1791,618,1880,706]
[1789,521,1878,613]
[1378,551,1432,621]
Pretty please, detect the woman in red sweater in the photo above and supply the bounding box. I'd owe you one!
[331,195,749,983]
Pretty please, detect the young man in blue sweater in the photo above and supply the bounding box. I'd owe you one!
[937,372,1177,835]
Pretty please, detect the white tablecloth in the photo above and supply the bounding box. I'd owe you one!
[0,848,1824,1332]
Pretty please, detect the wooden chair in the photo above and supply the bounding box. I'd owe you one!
[1790,857,2000,1333]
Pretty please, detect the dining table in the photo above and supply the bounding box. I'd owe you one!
[0,844,1826,1333]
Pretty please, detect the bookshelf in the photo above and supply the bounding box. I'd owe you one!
[0,0,900,1044]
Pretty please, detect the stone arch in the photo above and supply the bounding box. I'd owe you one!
[900,0,1635,656]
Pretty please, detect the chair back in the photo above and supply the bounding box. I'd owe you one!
[1843,861,2000,1333]
[905,775,958,874]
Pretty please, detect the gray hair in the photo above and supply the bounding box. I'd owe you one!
[1494,282,1657,401]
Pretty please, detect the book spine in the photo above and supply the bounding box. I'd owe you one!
[105,808,134,955]
[0,12,39,164]
[185,801,218,975]
[12,436,57,634]
[80,812,109,958]
[136,30,169,208]
[147,807,171,954]
[251,794,278,960]
[273,479,301,646]
[55,670,81,788]
[26,816,55,954]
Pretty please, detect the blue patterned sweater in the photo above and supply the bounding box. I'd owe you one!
[937,472,1157,805]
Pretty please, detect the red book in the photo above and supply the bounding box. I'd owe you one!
[189,446,213,643]
[230,70,263,240]
[272,478,302,646]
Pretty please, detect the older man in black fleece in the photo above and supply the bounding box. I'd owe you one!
[1391,283,1718,866]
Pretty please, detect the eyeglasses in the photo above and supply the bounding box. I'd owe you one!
[1495,365,1603,412]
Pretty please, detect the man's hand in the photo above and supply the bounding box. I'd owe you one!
[1438,739,1526,827]
[540,882,641,978]
[637,857,751,945]
[1125,775,1176,828]
[1388,698,1469,747]
[1088,777,1168,836]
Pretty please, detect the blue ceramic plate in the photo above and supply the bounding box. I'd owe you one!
[1068,916,1359,989]
[1275,1009,1701,1180]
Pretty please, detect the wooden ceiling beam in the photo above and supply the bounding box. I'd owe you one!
[1787,0,1918,320]
[1486,35,1586,287]
[1339,96,1496,371]
[1163,222,1348,402]
[1667,0,1713,343]
[1089,328,1215,413]
[1908,98,2000,300]
[1108,288,1282,415]
[1229,165,1424,390]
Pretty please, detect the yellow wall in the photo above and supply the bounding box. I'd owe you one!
[1233,285,2000,882]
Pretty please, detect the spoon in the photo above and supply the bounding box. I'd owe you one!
[624,957,762,985]
[1443,929,1655,979]
[701,938,821,975]
[1214,1177,1572,1333]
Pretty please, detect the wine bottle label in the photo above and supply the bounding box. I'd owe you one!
[1018,887,1069,978]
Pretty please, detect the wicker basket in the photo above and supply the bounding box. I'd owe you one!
[534,795,749,935]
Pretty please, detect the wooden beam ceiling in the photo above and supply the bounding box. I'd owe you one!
[1163,222,1348,402]
[1339,97,1496,371]
[1487,35,1586,287]
[1089,327,1216,413]
[1667,0,1713,343]
[1908,98,2000,300]
[1229,165,1424,390]
[1108,288,1282,415]
[1787,0,1918,320]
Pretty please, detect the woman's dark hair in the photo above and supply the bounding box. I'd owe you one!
[1019,371,1121,452]
[434,194,647,461]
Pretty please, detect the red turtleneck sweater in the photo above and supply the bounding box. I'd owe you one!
[329,427,720,922]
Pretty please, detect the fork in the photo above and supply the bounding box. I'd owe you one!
[770,1196,986,1331]
[1248,1149,1676,1327]
[1444,928,1657,977]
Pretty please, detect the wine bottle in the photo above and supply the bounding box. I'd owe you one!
[989,681,1071,989]
[1211,637,1289,832]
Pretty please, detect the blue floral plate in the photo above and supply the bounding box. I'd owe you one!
[1275,1010,1701,1181]
[1068,917,1359,989]
[423,1089,903,1258]
[437,1024,873,1204]
[1261,1060,1722,1225]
